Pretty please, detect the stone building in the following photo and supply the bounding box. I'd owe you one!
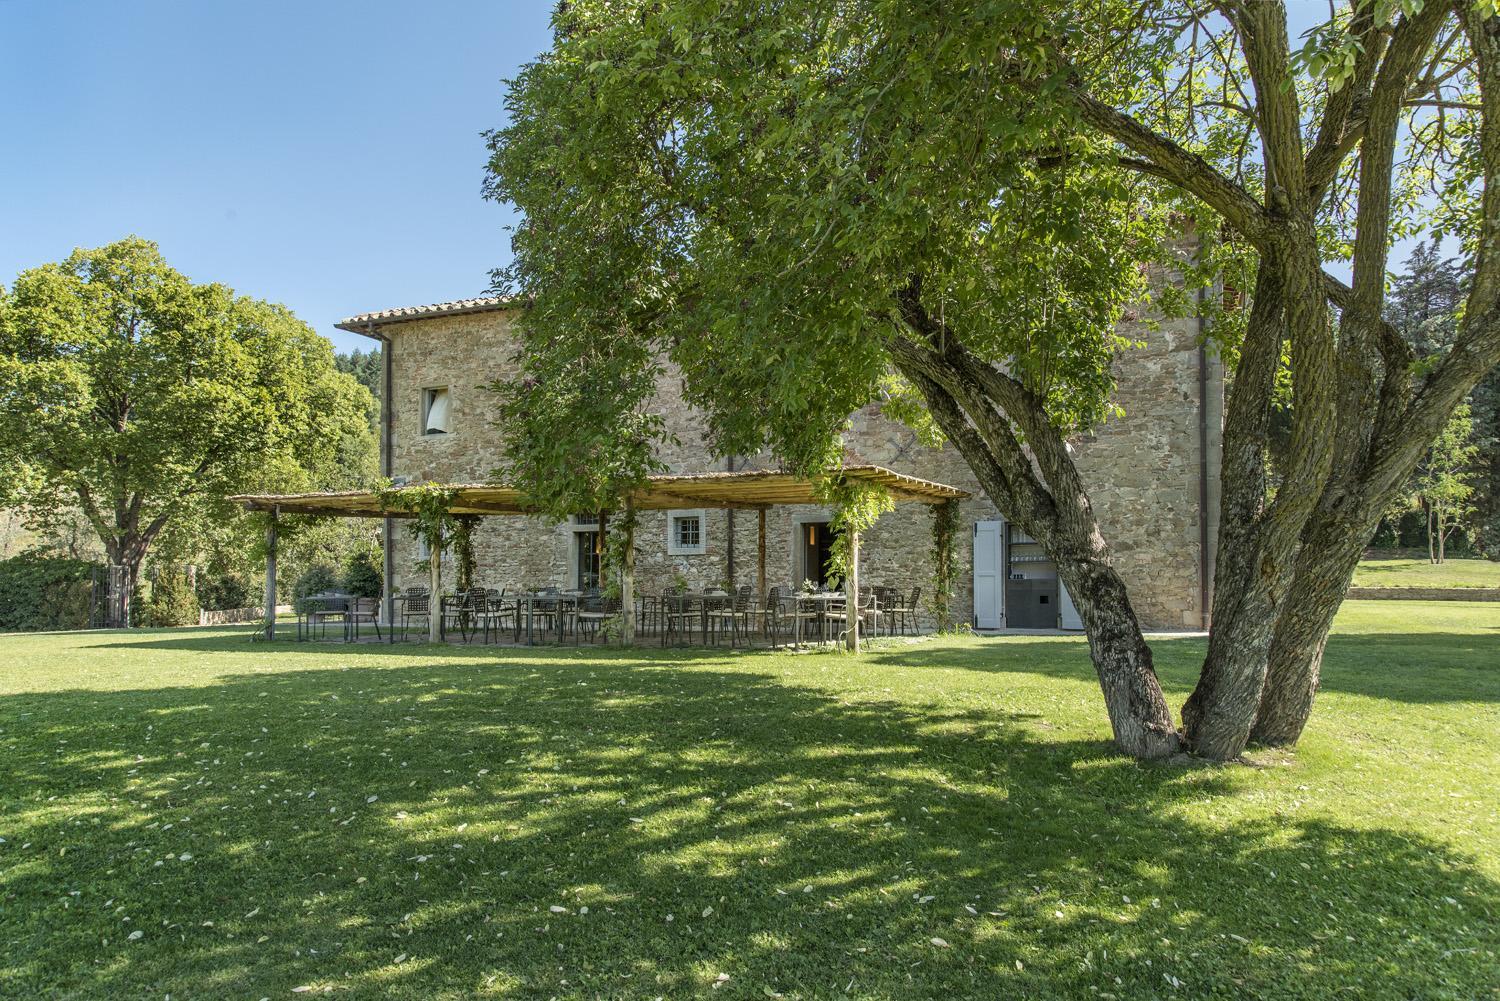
[338,294,1222,632]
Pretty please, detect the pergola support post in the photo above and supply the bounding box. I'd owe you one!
[382,516,395,630]
[620,499,636,646]
[263,509,278,642]
[845,528,860,653]
[428,530,442,644]
[757,507,767,600]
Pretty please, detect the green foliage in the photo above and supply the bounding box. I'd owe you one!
[146,566,200,627]
[292,564,339,612]
[928,499,962,632]
[601,506,637,603]
[0,550,98,631]
[197,571,252,612]
[818,477,895,591]
[335,349,382,407]
[341,549,383,600]
[1414,404,1479,561]
[376,482,459,561]
[451,516,479,592]
[0,238,377,601]
[483,1,1177,492]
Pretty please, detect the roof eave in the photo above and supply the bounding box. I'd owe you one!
[333,297,522,336]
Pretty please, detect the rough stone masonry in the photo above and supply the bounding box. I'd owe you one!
[344,286,1222,632]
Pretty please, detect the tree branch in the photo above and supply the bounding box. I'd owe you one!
[1069,87,1277,248]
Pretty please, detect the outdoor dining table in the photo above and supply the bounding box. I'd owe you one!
[658,591,735,647]
[513,591,580,645]
[792,591,847,646]
[298,592,353,642]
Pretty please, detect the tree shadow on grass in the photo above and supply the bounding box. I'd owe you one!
[2,653,1496,999]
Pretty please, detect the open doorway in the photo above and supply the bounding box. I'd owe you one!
[799,521,835,588]
[574,528,601,589]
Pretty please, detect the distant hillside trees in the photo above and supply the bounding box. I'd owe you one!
[1379,241,1499,558]
[336,347,382,433]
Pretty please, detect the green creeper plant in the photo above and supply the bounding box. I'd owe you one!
[818,476,895,592]
[452,515,479,592]
[928,499,962,633]
[376,482,459,579]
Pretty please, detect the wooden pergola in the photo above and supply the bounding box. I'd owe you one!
[230,465,967,649]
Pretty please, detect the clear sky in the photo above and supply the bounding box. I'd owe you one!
[1,1,555,353]
[1,2,1435,356]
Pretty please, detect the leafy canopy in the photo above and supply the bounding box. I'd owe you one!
[484,0,1182,505]
[0,237,375,564]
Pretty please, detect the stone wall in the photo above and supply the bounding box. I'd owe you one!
[379,295,1220,631]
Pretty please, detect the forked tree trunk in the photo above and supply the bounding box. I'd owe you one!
[1251,519,1371,746]
[1056,556,1181,759]
[888,301,1180,760]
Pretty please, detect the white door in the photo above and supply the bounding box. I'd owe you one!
[1058,580,1084,630]
[973,520,1003,629]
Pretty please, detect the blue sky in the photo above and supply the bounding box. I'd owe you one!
[1,1,555,353]
[0,2,1435,355]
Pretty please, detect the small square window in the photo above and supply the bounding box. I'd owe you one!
[422,387,451,435]
[667,510,706,555]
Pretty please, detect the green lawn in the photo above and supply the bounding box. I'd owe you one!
[1,602,1496,1000]
[1354,556,1500,588]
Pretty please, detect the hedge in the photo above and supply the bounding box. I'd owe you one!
[0,551,100,632]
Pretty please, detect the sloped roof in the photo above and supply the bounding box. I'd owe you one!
[335,296,517,334]
[228,465,968,518]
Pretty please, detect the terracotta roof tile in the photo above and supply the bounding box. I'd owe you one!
[335,296,517,334]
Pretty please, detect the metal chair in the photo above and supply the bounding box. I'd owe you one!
[300,592,348,641]
[713,590,756,647]
[443,589,485,642]
[575,594,621,644]
[347,596,381,641]
[899,586,922,635]
[858,589,883,639]
[480,588,516,642]
[398,589,431,641]
[753,586,786,647]
[662,593,700,647]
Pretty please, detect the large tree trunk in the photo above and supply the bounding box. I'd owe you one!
[1181,233,1341,761]
[1250,515,1371,746]
[1057,556,1181,759]
[1068,0,1500,761]
[104,537,146,629]
[889,287,1180,760]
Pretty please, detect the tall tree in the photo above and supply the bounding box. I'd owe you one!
[486,0,1201,757]
[336,347,383,432]
[1060,0,1500,756]
[1413,403,1479,562]
[0,238,374,623]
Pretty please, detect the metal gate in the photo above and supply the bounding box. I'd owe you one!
[89,565,130,628]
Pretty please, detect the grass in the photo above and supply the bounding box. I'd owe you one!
[1,601,1496,1000]
[1353,556,1500,588]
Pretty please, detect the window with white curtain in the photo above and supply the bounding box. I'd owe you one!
[422,387,451,435]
